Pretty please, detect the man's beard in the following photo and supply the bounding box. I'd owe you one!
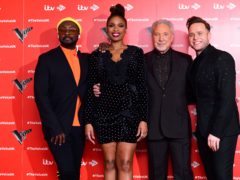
[60,36,77,49]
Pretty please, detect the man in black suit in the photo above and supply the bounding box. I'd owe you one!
[145,19,193,180]
[34,17,89,180]
[186,16,240,180]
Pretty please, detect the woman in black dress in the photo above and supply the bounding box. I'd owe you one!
[84,4,148,180]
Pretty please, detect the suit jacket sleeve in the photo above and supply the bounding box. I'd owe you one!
[210,52,237,137]
[34,55,63,137]
[135,48,148,121]
[186,55,195,104]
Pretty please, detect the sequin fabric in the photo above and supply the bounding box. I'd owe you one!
[83,45,148,144]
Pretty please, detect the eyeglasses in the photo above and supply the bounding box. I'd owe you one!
[58,29,79,35]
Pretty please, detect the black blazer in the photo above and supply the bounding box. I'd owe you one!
[145,49,192,140]
[189,45,240,138]
[34,46,89,139]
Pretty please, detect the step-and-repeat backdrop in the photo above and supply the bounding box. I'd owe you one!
[0,0,240,179]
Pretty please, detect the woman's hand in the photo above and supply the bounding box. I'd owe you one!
[136,121,148,142]
[93,83,101,97]
[85,124,96,144]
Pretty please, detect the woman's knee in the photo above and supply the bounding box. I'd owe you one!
[117,159,132,173]
[104,159,116,171]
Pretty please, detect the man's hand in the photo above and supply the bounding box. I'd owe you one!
[51,133,66,146]
[208,134,220,151]
[136,121,148,142]
[93,83,101,97]
[85,124,95,144]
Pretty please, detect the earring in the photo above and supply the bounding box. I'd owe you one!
[78,35,80,38]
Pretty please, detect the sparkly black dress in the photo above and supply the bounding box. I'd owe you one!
[83,45,148,144]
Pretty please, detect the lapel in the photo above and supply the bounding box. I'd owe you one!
[195,45,214,79]
[165,49,178,89]
[77,51,86,87]
[148,51,163,91]
[57,46,77,87]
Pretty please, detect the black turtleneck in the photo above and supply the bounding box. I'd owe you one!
[152,48,172,89]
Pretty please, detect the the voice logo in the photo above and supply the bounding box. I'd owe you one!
[12,129,32,144]
[101,27,107,38]
[13,27,33,42]
[13,77,32,93]
[44,4,66,11]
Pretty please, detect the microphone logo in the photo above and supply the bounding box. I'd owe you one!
[13,27,33,42]
[13,78,32,93]
[147,26,152,34]
[101,27,107,38]
[12,129,32,144]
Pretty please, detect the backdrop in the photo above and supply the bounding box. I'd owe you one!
[0,0,240,179]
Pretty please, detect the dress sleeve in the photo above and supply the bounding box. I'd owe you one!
[135,48,148,121]
[82,51,99,125]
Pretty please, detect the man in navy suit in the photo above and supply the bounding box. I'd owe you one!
[34,17,89,180]
[187,16,240,180]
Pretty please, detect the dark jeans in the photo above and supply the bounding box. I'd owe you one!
[47,126,85,180]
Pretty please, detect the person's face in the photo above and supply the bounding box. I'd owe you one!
[58,21,79,48]
[188,22,211,55]
[106,16,127,43]
[152,23,174,54]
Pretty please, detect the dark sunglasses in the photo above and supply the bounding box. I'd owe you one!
[58,29,79,35]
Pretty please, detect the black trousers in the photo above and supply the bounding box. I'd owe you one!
[197,133,238,180]
[148,137,193,180]
[47,126,85,180]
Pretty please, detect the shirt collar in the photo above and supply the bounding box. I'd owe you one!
[195,44,211,61]
[153,48,171,58]
[60,45,78,56]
